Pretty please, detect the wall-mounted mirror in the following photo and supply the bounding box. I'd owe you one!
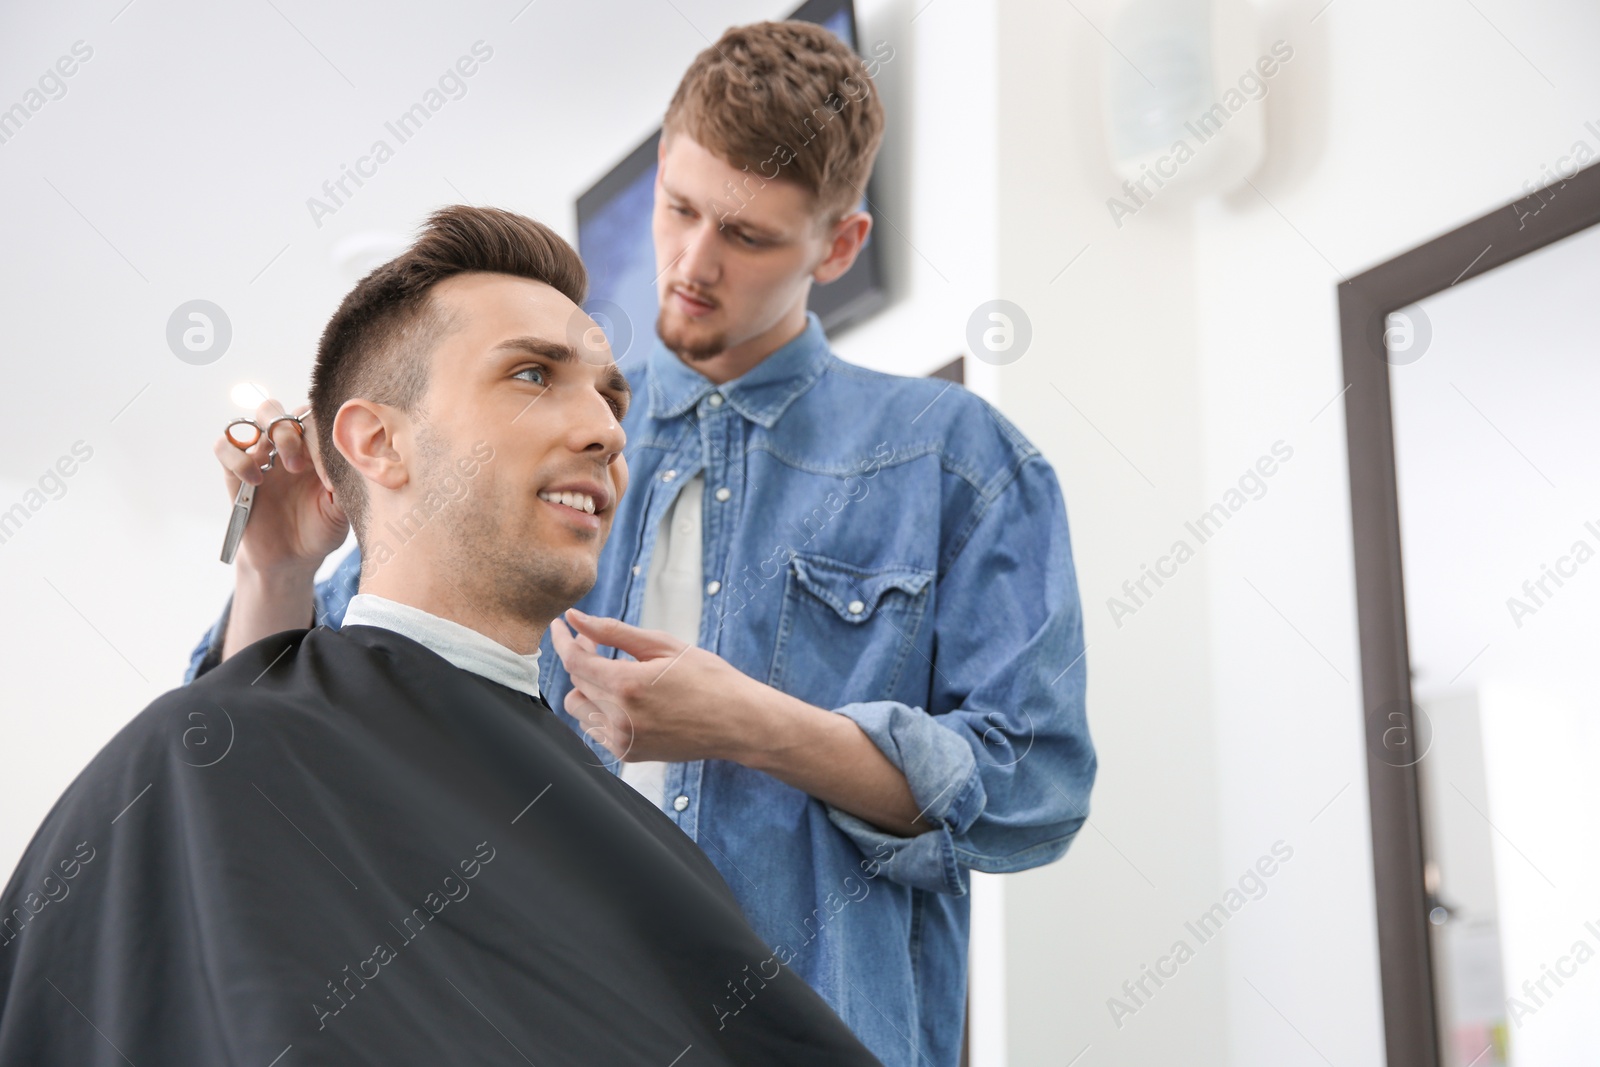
[1395,215,1600,1067]
[1341,163,1600,1067]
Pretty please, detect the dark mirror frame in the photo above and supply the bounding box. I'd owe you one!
[1338,161,1600,1066]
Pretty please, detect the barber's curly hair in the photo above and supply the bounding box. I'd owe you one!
[663,20,887,225]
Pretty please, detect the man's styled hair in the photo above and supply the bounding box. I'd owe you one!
[309,205,587,539]
[662,20,886,227]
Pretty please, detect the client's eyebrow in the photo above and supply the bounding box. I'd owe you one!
[494,335,632,405]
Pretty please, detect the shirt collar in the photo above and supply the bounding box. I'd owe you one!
[647,310,830,429]
[341,593,541,700]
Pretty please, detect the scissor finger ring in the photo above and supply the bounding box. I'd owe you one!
[265,413,305,440]
[224,418,262,450]
[224,417,281,472]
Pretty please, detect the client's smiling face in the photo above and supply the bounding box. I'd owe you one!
[404,271,631,624]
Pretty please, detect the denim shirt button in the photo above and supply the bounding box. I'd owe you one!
[705,580,721,595]
[708,393,724,407]
[661,469,677,482]
[714,487,731,502]
[673,794,690,811]
[847,599,866,615]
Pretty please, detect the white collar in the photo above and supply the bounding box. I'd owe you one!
[341,593,542,700]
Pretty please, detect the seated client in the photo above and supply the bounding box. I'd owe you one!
[0,205,883,1066]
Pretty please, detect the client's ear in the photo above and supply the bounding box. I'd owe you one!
[331,399,410,491]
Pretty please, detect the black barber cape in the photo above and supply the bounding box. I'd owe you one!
[0,625,883,1066]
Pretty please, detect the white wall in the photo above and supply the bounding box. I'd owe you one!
[992,1,1227,1061]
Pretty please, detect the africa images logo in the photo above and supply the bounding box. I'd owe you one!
[305,42,494,228]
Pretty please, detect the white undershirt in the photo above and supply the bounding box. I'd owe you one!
[621,472,706,807]
[341,593,542,701]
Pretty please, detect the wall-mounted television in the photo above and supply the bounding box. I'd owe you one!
[575,0,886,365]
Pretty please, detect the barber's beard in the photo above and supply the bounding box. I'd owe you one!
[655,305,727,362]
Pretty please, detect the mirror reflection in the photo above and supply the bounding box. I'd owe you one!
[1388,220,1600,1067]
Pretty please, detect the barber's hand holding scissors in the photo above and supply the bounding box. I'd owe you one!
[214,399,349,571]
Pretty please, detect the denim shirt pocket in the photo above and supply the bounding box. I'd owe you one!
[767,551,936,709]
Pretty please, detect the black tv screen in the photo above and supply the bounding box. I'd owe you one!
[575,0,886,365]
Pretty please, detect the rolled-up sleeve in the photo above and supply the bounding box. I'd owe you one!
[182,548,364,683]
[823,454,1095,896]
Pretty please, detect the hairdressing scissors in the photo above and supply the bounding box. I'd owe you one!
[220,414,305,564]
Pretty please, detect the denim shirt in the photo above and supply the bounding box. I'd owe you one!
[187,311,1094,1067]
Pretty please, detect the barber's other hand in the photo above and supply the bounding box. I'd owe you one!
[550,609,770,765]
[213,398,348,577]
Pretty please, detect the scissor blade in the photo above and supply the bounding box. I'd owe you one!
[220,482,256,564]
